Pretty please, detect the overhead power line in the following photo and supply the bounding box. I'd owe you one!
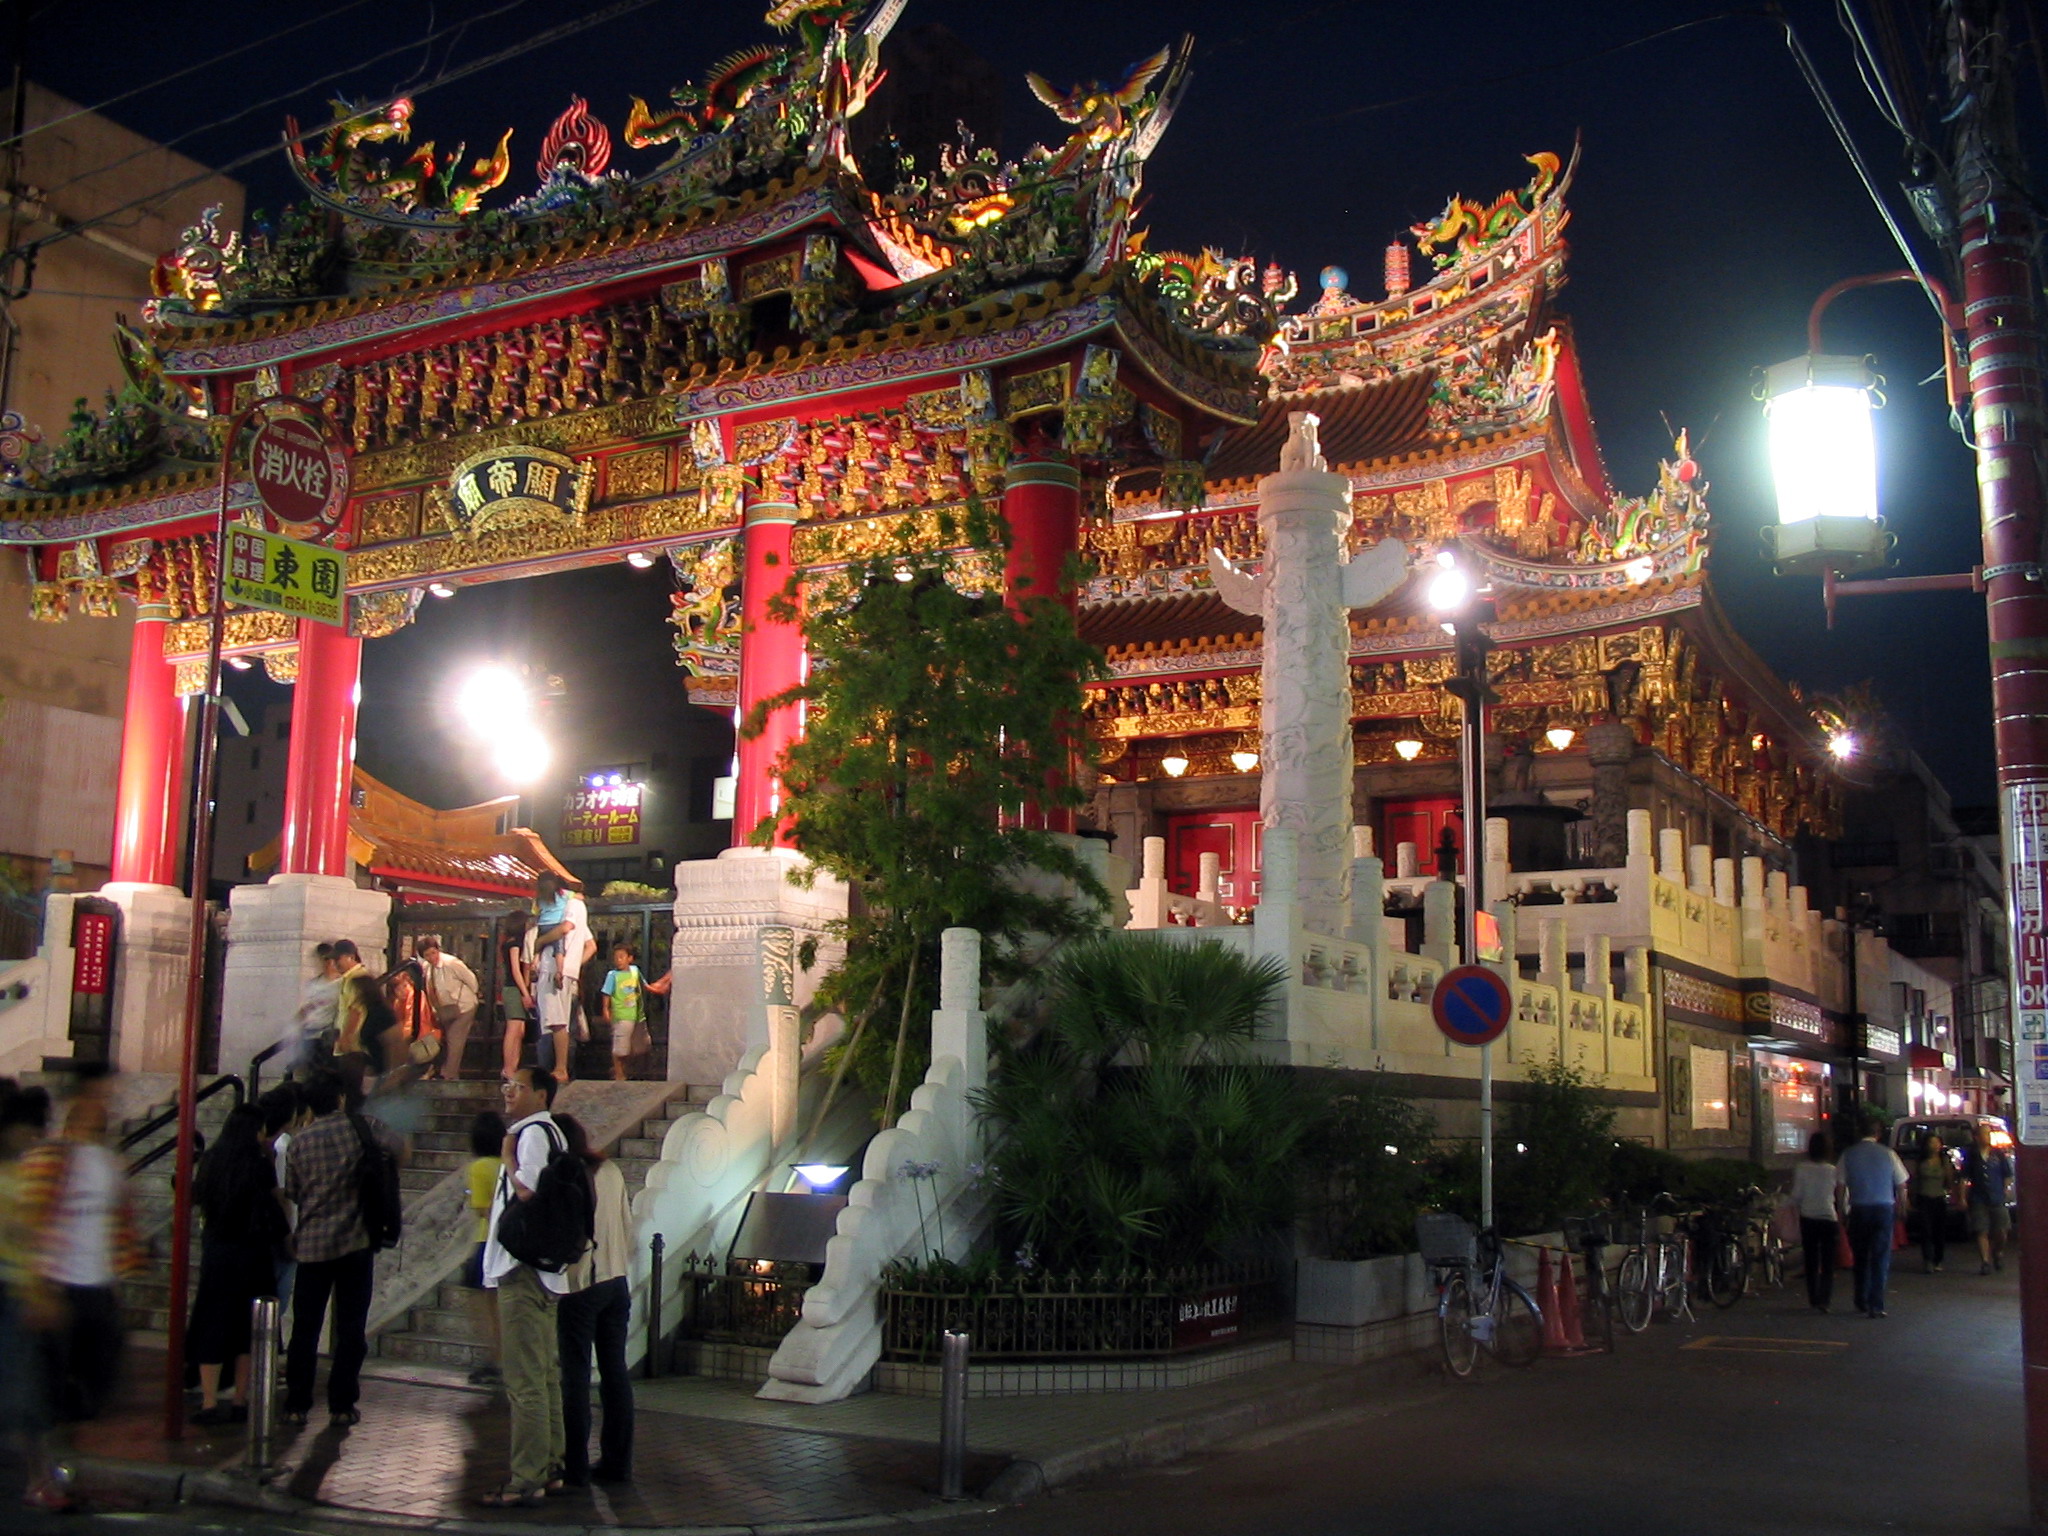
[0,0,381,152]
[35,0,531,208]
[10,0,666,267]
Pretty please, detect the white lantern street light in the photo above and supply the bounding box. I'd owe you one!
[1760,354,1889,577]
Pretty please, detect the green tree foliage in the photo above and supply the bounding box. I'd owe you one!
[1301,1076,1440,1260]
[975,934,1300,1272]
[744,505,1107,1125]
[1496,1060,1619,1233]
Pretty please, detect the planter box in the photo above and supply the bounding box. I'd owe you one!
[1296,1254,1427,1327]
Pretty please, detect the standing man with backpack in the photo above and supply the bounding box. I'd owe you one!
[281,1069,404,1428]
[479,1067,589,1508]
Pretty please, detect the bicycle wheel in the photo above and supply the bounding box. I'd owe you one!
[1439,1271,1480,1379]
[1490,1278,1544,1367]
[1582,1258,1617,1352]
[1707,1234,1746,1309]
[1616,1249,1653,1333]
[1763,1233,1788,1289]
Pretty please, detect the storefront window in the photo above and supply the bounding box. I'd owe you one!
[1763,1057,1831,1154]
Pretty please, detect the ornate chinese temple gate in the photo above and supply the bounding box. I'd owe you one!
[0,4,1261,1076]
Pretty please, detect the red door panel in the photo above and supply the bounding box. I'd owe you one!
[1380,796,1463,875]
[1163,810,1262,903]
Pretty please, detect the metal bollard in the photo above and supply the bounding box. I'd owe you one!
[246,1296,281,1475]
[938,1329,969,1500]
[645,1233,665,1380]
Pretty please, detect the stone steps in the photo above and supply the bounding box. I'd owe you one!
[371,1081,708,1371]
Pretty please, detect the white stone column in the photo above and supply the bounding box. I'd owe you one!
[1253,446,1357,938]
[218,874,391,1078]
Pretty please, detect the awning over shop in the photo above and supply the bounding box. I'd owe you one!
[1908,1044,1953,1071]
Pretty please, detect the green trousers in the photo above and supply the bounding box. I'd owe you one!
[497,1264,564,1491]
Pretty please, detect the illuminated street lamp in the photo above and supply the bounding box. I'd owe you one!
[1427,552,1500,1229]
[1759,354,1889,576]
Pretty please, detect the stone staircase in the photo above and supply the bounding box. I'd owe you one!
[117,1078,245,1335]
[372,1081,717,1372]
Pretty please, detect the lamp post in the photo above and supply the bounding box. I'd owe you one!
[1761,4,2048,1515]
[1429,553,1500,1227]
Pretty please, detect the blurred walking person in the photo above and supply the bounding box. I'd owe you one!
[1964,1124,2015,1275]
[462,1111,506,1387]
[554,1113,633,1485]
[15,1064,144,1510]
[0,1083,54,1506]
[187,1106,288,1425]
[1791,1130,1839,1313]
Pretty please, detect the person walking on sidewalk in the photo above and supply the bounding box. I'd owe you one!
[599,944,646,1083]
[282,1069,402,1427]
[1964,1124,2015,1275]
[553,1113,633,1486]
[1836,1116,1909,1318]
[1791,1130,1840,1313]
[1912,1132,1953,1273]
[479,1068,574,1508]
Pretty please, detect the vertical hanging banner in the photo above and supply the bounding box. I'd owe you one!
[71,909,114,994]
[2003,781,2048,1146]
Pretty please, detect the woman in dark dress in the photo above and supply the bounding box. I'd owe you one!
[187,1105,286,1425]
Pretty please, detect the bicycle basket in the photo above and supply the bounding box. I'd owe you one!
[1415,1212,1478,1266]
[1564,1213,1612,1250]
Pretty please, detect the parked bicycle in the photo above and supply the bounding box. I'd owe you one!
[1562,1210,1618,1353]
[1737,1184,1789,1293]
[1694,1196,1750,1310]
[1416,1212,1544,1378]
[1615,1194,1697,1330]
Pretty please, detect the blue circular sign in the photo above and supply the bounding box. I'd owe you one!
[1432,965,1514,1047]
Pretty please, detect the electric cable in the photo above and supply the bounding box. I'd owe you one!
[0,0,380,152]
[33,0,531,208]
[7,0,662,266]
[1777,7,1953,336]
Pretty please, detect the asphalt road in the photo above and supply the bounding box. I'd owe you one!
[933,1260,2027,1536]
[5,1259,2024,1536]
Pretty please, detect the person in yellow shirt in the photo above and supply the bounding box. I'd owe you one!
[462,1111,507,1386]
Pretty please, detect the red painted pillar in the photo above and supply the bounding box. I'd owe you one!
[279,617,362,877]
[110,606,188,886]
[734,495,803,848]
[1002,457,1082,834]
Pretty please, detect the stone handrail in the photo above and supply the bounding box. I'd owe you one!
[761,927,986,1404]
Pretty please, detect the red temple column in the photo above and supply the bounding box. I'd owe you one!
[110,605,188,886]
[734,495,803,848]
[279,617,362,877]
[1002,456,1082,833]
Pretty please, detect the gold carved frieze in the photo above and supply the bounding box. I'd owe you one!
[739,251,799,301]
[1084,672,1258,740]
[603,447,670,502]
[355,491,420,545]
[732,417,798,465]
[345,495,733,589]
[1352,479,1456,546]
[350,395,677,494]
[163,609,296,659]
[1005,364,1068,418]
[263,647,299,684]
[791,505,970,568]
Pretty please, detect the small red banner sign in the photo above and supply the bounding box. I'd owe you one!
[72,910,114,995]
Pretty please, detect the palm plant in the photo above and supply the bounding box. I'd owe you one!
[974,935,1298,1273]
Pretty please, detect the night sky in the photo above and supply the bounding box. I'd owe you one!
[24,0,2037,809]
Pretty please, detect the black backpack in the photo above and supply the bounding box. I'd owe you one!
[355,979,398,1047]
[348,1112,403,1251]
[496,1120,594,1274]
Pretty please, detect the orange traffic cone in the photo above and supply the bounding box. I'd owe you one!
[1555,1249,1588,1350]
[1539,1247,1572,1353]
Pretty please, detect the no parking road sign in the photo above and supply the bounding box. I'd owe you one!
[1432,964,1513,1047]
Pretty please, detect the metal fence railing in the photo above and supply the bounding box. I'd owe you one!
[881,1261,1282,1363]
[673,1253,817,1348]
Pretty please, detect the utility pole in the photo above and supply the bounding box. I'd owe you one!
[1939,1,2048,1523]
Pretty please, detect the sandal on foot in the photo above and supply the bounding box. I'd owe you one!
[477,1487,544,1509]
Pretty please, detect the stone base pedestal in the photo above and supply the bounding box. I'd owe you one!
[0,884,194,1076]
[218,874,391,1078]
[668,848,847,1087]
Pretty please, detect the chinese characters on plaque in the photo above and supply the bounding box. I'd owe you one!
[446,445,589,538]
[562,782,643,848]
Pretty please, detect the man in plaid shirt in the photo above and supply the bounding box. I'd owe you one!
[281,1068,402,1427]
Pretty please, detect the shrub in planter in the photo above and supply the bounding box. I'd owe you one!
[1301,1076,1439,1260]
[975,934,1298,1274]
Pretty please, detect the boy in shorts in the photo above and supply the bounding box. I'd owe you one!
[600,943,645,1081]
